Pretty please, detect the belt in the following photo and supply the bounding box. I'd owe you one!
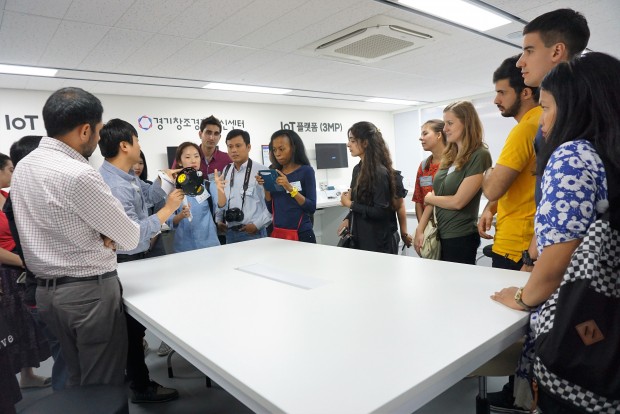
[37,270,118,287]
[117,252,148,263]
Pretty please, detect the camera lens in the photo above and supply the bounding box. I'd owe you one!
[225,208,244,223]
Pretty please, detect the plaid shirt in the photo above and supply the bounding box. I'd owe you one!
[11,137,140,278]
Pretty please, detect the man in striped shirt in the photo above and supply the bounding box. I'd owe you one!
[11,87,140,387]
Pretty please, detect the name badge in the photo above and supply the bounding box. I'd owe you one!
[195,188,210,204]
[448,166,456,175]
[419,176,433,187]
[290,181,302,191]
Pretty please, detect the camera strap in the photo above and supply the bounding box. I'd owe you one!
[226,159,253,212]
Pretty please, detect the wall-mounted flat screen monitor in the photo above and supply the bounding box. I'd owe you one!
[262,144,271,166]
[167,146,177,168]
[315,143,348,169]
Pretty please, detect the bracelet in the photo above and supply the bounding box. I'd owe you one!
[289,187,299,198]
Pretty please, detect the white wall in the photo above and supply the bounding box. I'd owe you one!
[393,92,522,203]
[0,88,393,191]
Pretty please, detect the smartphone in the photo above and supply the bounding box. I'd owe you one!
[258,170,285,192]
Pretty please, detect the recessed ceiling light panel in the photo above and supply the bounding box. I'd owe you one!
[203,82,291,95]
[398,0,511,31]
[0,64,57,77]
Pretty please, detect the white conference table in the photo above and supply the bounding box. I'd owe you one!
[119,238,529,414]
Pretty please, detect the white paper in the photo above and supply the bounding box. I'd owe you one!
[158,170,176,194]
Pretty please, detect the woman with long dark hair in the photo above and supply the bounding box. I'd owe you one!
[338,121,399,253]
[133,150,150,183]
[256,129,316,243]
[492,52,620,413]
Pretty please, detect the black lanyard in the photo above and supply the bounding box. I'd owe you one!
[226,159,253,211]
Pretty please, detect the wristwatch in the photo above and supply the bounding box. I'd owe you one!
[514,287,536,311]
[522,250,536,266]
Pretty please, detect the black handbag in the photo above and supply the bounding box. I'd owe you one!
[534,211,620,405]
[337,214,356,248]
[0,309,16,352]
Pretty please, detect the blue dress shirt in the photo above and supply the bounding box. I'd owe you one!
[99,160,166,255]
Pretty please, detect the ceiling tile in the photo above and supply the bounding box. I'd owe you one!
[38,20,110,68]
[64,0,134,26]
[200,0,305,45]
[77,28,153,72]
[150,40,224,78]
[181,45,256,80]
[159,0,251,39]
[115,0,195,33]
[119,34,190,75]
[4,0,71,19]
[0,11,60,64]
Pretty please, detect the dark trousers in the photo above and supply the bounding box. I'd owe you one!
[491,251,523,270]
[298,229,316,244]
[117,253,150,391]
[440,233,480,265]
[125,315,149,390]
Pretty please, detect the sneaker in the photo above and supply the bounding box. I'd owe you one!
[131,381,179,403]
[157,341,172,357]
[143,339,149,355]
[488,382,530,414]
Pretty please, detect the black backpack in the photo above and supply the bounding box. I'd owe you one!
[534,211,620,411]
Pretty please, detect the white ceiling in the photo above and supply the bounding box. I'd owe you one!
[0,0,618,111]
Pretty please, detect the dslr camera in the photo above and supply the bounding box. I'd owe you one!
[224,207,244,223]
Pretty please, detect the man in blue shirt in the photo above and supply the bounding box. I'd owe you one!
[216,129,271,243]
[98,118,184,404]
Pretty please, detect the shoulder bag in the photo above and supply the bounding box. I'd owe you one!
[0,308,16,352]
[337,214,356,248]
[534,211,620,409]
[420,206,440,259]
[269,199,303,241]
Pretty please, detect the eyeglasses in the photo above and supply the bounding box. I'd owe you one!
[203,130,221,137]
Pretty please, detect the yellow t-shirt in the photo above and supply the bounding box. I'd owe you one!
[493,106,541,262]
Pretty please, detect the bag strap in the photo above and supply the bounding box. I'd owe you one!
[347,210,355,236]
[271,198,304,230]
[226,159,253,212]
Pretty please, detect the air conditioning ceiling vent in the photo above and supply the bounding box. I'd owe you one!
[305,16,440,63]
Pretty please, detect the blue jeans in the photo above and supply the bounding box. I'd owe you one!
[226,228,267,244]
[27,306,68,390]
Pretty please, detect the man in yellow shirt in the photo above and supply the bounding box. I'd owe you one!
[479,55,541,270]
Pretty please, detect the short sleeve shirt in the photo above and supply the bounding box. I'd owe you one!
[412,157,440,203]
[493,106,540,261]
[535,140,608,256]
[433,147,492,238]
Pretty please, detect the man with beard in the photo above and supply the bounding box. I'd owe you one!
[11,87,140,386]
[478,55,541,271]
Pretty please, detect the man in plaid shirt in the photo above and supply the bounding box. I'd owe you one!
[11,87,140,387]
